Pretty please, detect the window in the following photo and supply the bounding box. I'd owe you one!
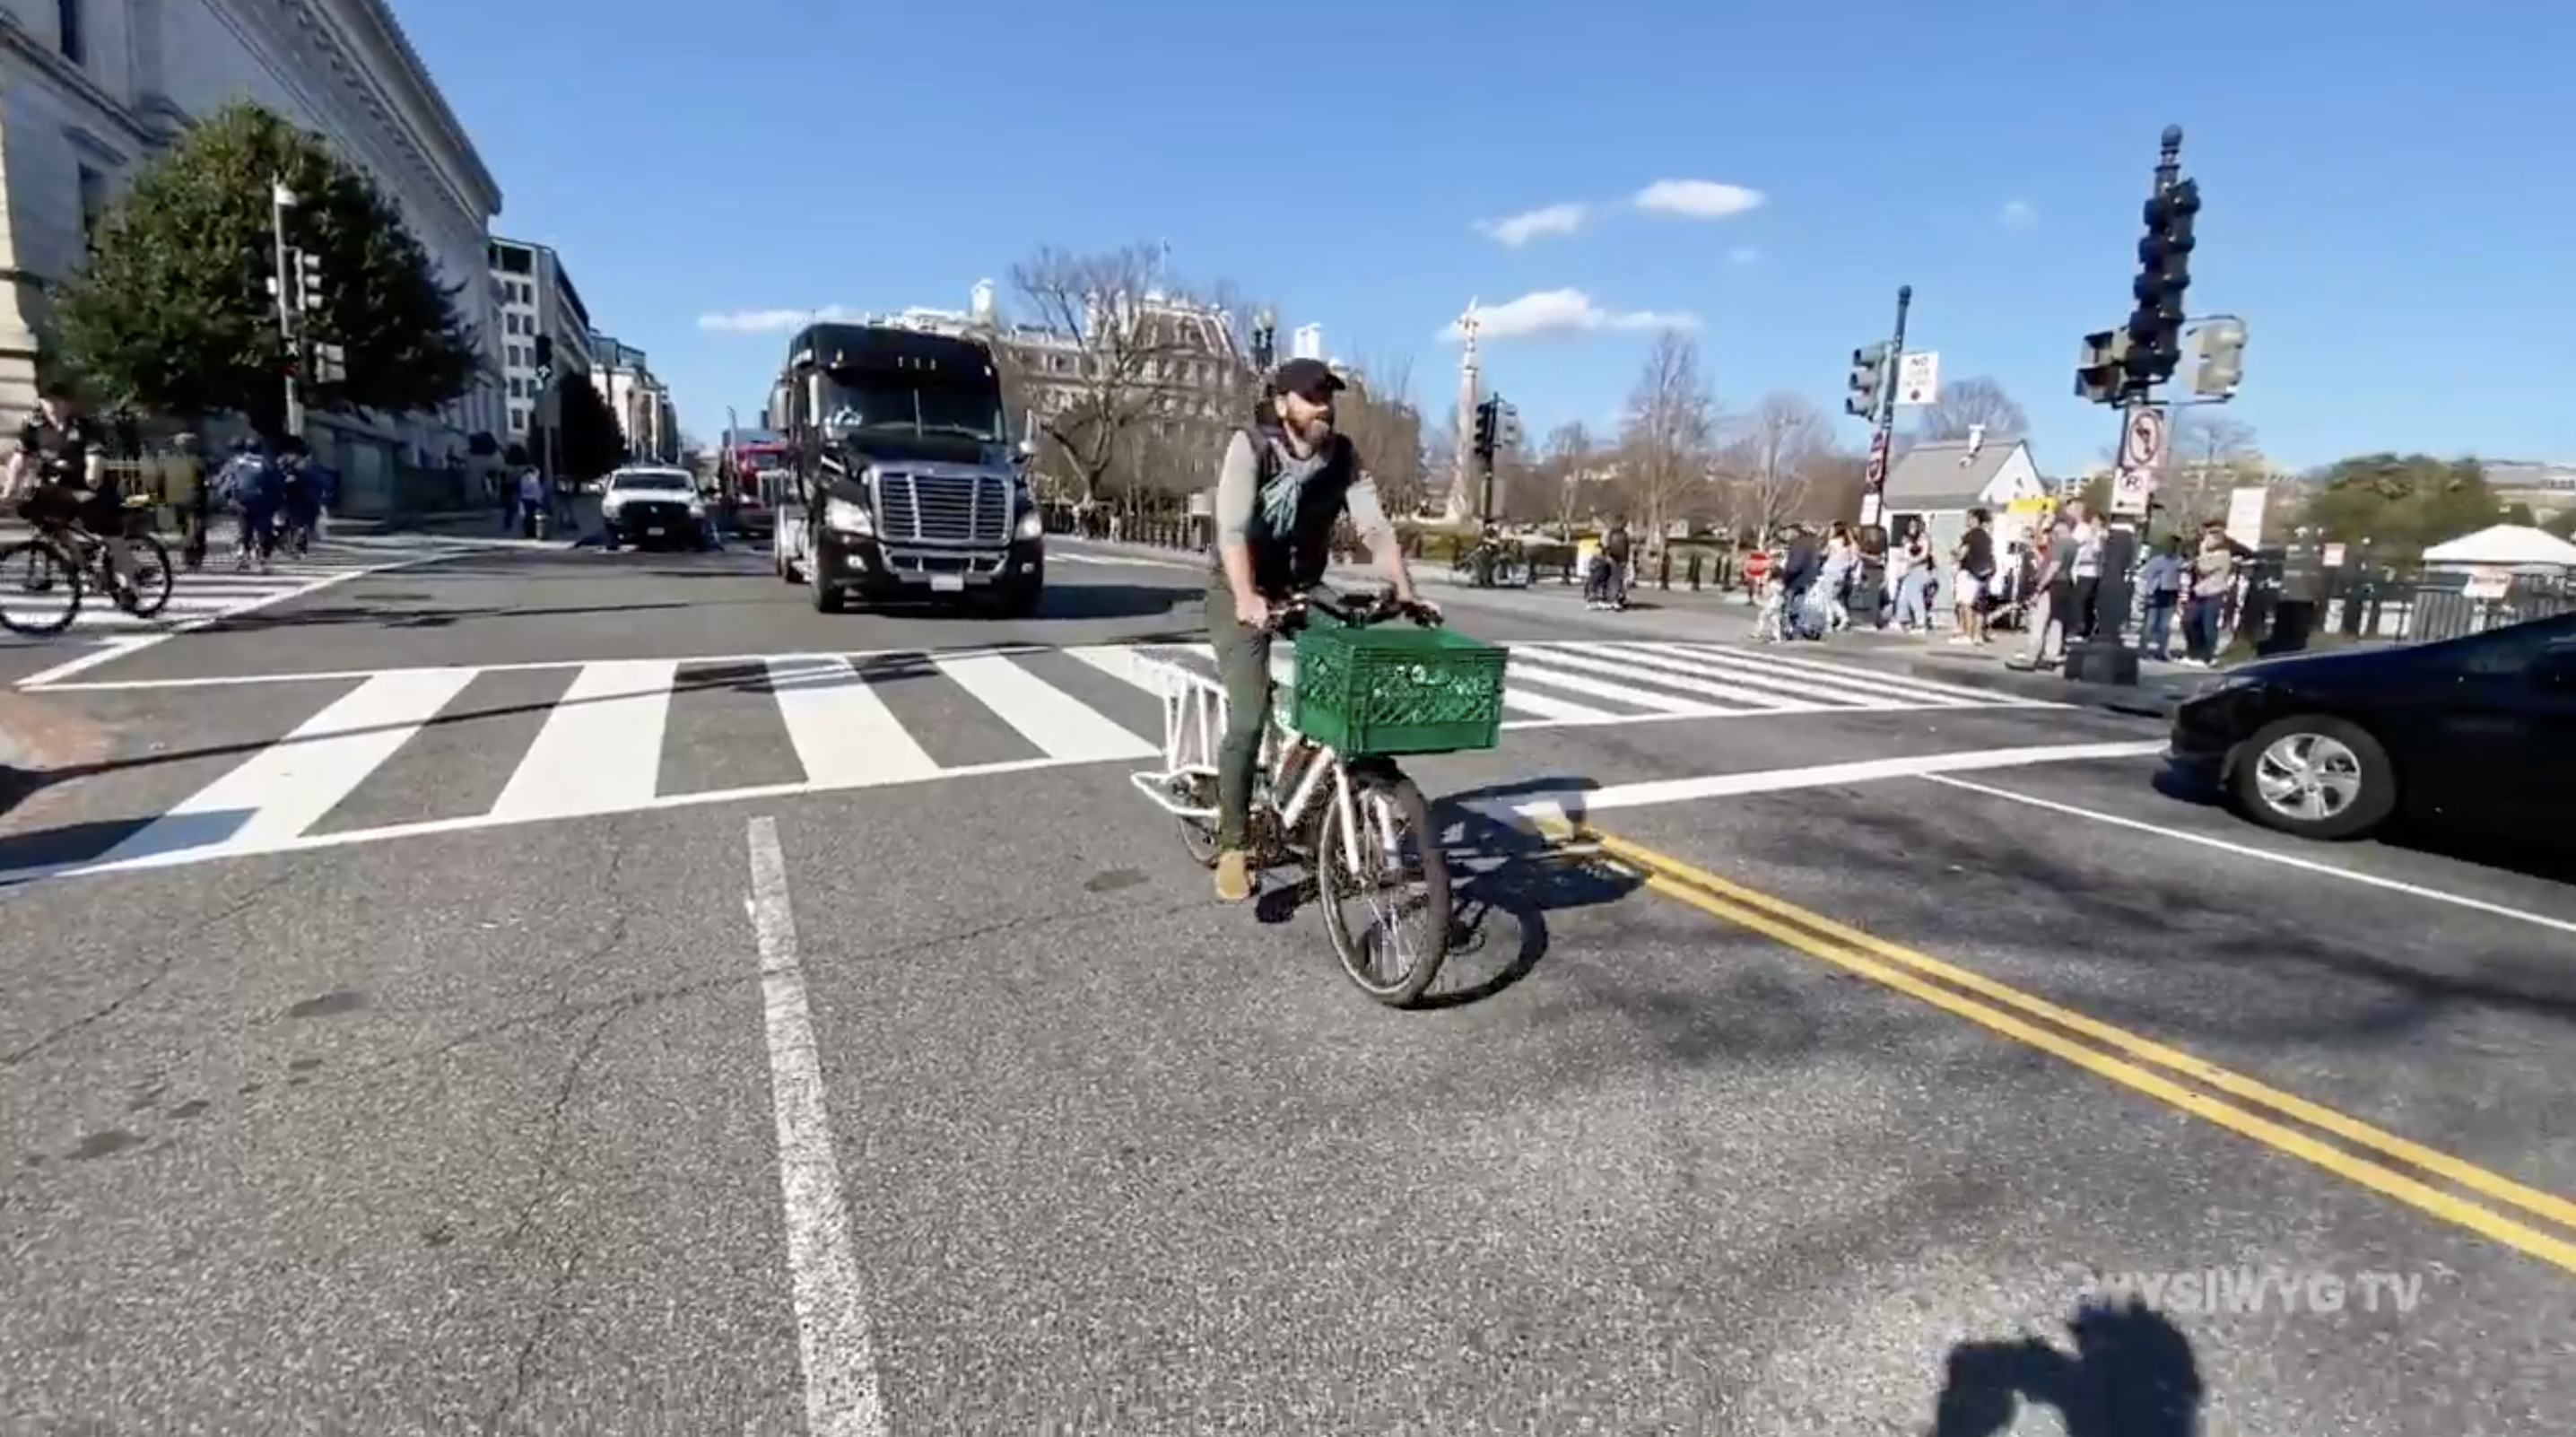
[57,0,85,65]
[509,407,526,433]
[507,344,521,367]
[509,377,523,398]
[75,165,107,243]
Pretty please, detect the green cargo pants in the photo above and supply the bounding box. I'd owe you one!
[1204,579,1274,850]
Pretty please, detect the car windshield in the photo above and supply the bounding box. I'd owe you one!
[611,472,691,492]
[816,371,1005,443]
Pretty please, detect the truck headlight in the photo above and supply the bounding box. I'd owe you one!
[823,498,872,535]
[1015,509,1042,540]
[600,498,623,518]
[686,497,706,517]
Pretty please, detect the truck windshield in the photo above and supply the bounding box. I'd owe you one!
[817,371,1004,441]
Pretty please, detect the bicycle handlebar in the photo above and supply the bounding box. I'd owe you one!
[1269,587,1440,632]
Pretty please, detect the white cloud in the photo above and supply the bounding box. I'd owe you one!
[1632,179,1765,219]
[1998,199,2037,230]
[1475,202,1591,246]
[1727,245,1761,266]
[1439,289,1699,342]
[696,305,862,334]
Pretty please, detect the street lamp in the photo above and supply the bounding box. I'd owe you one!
[1250,306,1276,372]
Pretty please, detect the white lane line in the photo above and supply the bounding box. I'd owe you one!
[1928,774,2576,939]
[14,548,469,689]
[1479,741,2170,827]
[744,816,891,1437]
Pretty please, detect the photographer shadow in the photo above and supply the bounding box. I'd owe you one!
[1929,1298,2203,1436]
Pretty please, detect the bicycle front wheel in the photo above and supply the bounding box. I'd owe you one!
[0,538,83,635]
[119,534,175,619]
[1316,769,1453,1006]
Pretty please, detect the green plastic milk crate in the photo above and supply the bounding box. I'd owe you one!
[1289,623,1510,756]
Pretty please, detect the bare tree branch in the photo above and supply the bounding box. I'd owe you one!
[1335,353,1431,518]
[2163,410,2261,523]
[1910,374,2030,444]
[1615,330,1718,542]
[1543,421,1598,531]
[1007,242,1239,505]
[1719,393,1830,540]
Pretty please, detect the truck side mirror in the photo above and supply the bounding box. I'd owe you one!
[1016,438,1037,460]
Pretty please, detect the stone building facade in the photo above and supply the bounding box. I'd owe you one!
[0,0,502,512]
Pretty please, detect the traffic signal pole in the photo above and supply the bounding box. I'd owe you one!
[1858,284,1911,532]
[2079,125,2188,684]
[267,179,304,442]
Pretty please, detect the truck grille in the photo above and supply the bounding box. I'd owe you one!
[875,471,1010,545]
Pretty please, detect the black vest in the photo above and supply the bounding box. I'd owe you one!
[1225,425,1359,595]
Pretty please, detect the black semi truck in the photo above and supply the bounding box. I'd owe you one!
[769,321,1042,614]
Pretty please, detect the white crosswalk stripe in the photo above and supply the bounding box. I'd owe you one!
[10,640,2055,882]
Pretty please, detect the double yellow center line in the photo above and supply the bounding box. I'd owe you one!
[1550,820,2576,1275]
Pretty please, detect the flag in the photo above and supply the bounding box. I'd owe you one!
[272,181,297,208]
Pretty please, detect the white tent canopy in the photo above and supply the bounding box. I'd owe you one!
[2420,523,2576,568]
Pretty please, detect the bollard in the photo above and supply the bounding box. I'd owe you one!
[1658,548,1672,589]
[1686,551,1702,590]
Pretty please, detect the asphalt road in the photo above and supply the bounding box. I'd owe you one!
[2,535,2571,1434]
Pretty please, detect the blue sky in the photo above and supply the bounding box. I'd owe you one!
[401,0,2572,474]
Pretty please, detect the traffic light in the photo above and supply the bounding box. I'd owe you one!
[1845,343,1887,418]
[533,334,554,379]
[1470,396,1495,460]
[2074,329,2130,404]
[2190,318,2246,398]
[294,248,325,312]
[2126,177,2198,384]
[1493,398,1522,452]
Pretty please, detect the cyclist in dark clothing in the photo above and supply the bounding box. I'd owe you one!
[5,382,142,602]
[1206,357,1434,903]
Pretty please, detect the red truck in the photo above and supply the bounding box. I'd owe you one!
[718,427,790,540]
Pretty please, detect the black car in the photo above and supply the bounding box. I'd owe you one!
[2163,612,2576,840]
[600,468,711,550]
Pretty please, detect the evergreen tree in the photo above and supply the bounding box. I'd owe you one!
[51,101,480,437]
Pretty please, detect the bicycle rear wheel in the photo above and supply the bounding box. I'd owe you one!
[1315,768,1453,1006]
[0,538,83,635]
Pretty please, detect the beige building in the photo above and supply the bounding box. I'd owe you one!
[488,238,592,444]
[0,0,505,511]
[591,333,678,464]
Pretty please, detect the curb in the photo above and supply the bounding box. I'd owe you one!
[1894,655,2183,719]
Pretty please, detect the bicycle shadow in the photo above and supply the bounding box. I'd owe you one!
[1247,775,1640,1008]
[1928,1297,2204,1436]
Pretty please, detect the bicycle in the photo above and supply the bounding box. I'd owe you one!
[1127,588,1510,1006]
[1450,541,1527,588]
[0,493,176,636]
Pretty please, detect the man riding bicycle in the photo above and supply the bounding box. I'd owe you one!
[3,381,142,603]
[1208,356,1433,903]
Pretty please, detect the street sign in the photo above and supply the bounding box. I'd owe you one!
[1858,492,1884,528]
[2224,485,2267,546]
[534,363,553,386]
[2110,465,2155,518]
[1864,429,1890,486]
[2119,405,2168,470]
[1894,351,1939,407]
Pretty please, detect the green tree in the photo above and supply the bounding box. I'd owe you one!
[525,373,626,481]
[2293,454,2501,560]
[51,101,479,438]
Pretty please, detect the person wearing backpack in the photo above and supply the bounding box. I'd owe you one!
[1205,357,1434,904]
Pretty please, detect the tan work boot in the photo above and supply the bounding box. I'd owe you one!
[1214,849,1253,903]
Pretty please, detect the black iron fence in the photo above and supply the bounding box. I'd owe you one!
[2321,562,2576,644]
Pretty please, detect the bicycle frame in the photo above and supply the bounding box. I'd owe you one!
[1123,650,1380,877]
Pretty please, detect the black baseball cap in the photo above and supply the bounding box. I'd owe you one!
[1271,357,1345,401]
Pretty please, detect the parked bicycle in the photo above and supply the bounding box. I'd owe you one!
[1127,587,1510,1006]
[1451,540,1528,588]
[0,493,175,636]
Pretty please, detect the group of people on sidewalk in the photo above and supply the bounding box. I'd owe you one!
[1736,502,2255,668]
